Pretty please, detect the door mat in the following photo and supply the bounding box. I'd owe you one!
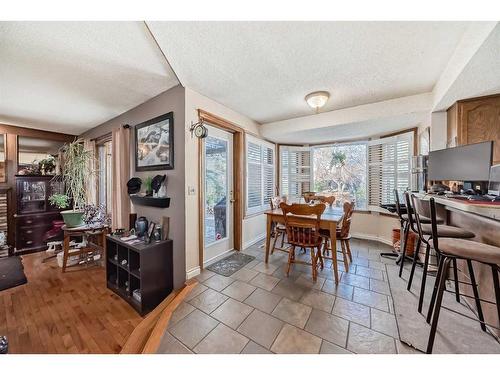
[206,252,255,277]
[0,256,27,292]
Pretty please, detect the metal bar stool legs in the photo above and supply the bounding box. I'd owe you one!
[426,256,452,354]
[398,220,410,277]
[492,265,500,328]
[407,236,422,291]
[467,260,486,332]
[419,242,433,313]
[452,258,460,303]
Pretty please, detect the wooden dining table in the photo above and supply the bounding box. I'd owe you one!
[264,206,344,283]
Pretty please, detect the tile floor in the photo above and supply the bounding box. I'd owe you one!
[157,238,496,354]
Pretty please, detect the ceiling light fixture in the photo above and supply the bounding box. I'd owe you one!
[305,91,330,113]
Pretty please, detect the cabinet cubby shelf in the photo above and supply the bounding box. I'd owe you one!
[106,235,173,316]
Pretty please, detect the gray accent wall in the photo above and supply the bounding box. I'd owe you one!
[81,85,186,289]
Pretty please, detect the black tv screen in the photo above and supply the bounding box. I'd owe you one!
[428,141,493,181]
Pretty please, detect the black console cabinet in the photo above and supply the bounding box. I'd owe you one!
[106,235,173,316]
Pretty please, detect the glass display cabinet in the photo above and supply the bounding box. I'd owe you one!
[15,175,65,253]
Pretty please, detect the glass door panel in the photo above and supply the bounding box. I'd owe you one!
[19,180,46,213]
[204,136,228,246]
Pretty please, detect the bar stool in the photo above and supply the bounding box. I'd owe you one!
[407,193,475,313]
[380,190,411,264]
[424,197,500,353]
[396,190,443,278]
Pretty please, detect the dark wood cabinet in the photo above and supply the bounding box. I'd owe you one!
[14,175,65,254]
[106,235,173,316]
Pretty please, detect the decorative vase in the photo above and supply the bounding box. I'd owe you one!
[135,216,148,237]
[61,209,85,228]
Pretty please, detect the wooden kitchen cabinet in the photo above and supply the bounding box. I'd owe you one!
[447,94,500,164]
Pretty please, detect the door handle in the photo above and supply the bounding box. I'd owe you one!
[229,190,235,203]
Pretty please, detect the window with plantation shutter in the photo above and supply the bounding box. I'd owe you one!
[280,146,311,200]
[246,135,276,215]
[367,132,413,211]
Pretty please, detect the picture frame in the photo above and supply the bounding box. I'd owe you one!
[146,222,156,244]
[135,112,174,171]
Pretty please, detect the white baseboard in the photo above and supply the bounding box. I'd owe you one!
[243,232,267,250]
[351,232,393,247]
[186,266,201,280]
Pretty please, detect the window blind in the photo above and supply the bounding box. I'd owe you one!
[246,135,275,214]
[367,132,413,211]
[280,146,311,200]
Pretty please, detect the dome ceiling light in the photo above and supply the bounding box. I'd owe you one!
[305,91,330,113]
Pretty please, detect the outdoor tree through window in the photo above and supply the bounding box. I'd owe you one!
[312,143,367,209]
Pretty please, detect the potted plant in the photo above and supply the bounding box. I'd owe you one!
[50,140,95,228]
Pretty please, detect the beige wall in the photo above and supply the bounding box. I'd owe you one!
[81,85,186,289]
[351,212,399,246]
[184,88,264,276]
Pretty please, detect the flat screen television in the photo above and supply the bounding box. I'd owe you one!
[428,141,493,181]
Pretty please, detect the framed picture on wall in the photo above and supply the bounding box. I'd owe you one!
[135,112,174,171]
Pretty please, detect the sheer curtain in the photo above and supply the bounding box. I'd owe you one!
[111,126,131,230]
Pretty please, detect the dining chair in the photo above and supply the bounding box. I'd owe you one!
[310,195,336,207]
[320,201,354,275]
[302,192,317,203]
[279,202,325,281]
[269,195,288,254]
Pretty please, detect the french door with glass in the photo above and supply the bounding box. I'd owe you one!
[203,125,234,264]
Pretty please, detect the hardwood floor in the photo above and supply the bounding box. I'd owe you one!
[0,252,142,353]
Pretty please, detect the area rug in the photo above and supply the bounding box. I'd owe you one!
[386,263,500,354]
[0,256,27,292]
[206,253,255,277]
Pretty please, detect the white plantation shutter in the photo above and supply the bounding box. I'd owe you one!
[246,135,276,214]
[280,146,311,200]
[368,132,413,211]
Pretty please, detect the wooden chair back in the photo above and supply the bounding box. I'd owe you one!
[310,195,336,207]
[302,192,317,203]
[270,195,287,210]
[338,201,355,238]
[279,202,325,247]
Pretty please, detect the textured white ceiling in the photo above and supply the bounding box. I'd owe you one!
[0,21,179,135]
[148,21,472,124]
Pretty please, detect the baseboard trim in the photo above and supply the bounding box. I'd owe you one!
[351,232,393,247]
[243,232,266,250]
[186,266,201,280]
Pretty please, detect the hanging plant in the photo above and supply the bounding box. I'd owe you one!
[60,140,95,210]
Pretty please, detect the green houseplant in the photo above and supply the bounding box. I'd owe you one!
[51,140,95,227]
